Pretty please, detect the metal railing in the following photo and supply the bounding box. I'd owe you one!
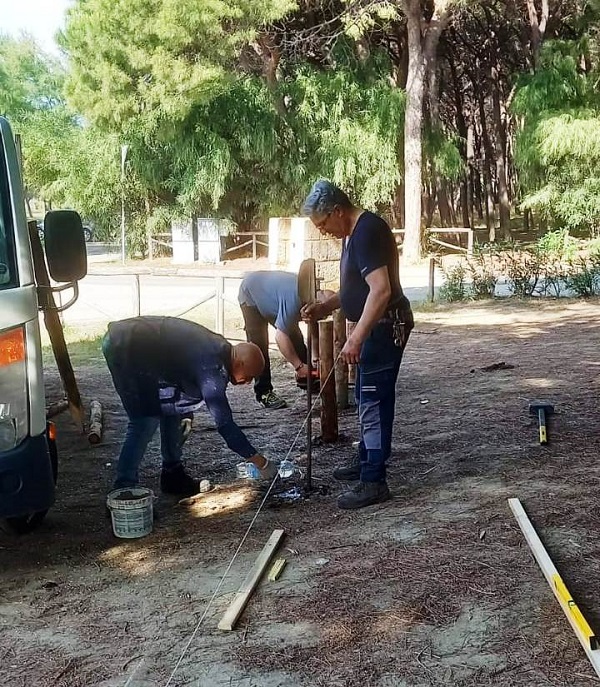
[59,272,248,338]
[221,232,268,261]
[393,227,474,256]
[147,232,268,261]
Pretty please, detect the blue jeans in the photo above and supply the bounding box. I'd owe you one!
[114,415,184,489]
[356,322,403,483]
[102,334,185,489]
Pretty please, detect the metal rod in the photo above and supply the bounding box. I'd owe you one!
[306,326,312,492]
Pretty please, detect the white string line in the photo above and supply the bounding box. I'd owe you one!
[161,351,343,687]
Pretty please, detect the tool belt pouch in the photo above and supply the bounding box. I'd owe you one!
[389,296,414,348]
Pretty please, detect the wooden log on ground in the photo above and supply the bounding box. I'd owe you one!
[333,309,348,409]
[28,220,85,432]
[87,400,103,445]
[218,529,285,631]
[46,399,69,419]
[318,320,338,442]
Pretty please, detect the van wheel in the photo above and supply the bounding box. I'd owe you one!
[2,436,58,535]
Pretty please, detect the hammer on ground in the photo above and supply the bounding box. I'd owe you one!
[528,400,554,444]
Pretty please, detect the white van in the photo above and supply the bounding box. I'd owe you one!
[0,116,87,533]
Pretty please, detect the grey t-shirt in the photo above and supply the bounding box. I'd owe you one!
[238,271,301,334]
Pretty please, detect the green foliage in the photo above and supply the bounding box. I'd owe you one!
[288,60,405,210]
[61,0,404,228]
[423,129,465,184]
[62,0,296,133]
[514,40,600,233]
[565,251,600,297]
[440,263,467,302]
[465,244,499,299]
[0,35,65,118]
[500,243,542,297]
[534,229,577,297]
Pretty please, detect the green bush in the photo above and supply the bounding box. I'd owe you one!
[502,245,542,297]
[565,251,600,296]
[440,263,467,302]
[535,229,577,297]
[466,244,499,299]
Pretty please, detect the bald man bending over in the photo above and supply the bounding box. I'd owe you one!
[102,316,276,498]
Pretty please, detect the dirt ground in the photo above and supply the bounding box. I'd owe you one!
[2,298,600,687]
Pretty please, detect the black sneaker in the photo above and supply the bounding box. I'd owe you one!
[258,391,287,409]
[333,455,361,481]
[160,467,200,497]
[337,481,390,510]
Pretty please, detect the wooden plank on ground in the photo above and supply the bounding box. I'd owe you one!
[508,498,600,676]
[218,529,285,631]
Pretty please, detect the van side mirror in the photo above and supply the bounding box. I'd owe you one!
[43,210,88,283]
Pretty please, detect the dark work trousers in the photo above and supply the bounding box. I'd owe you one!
[240,304,308,400]
[356,322,404,483]
[102,334,187,489]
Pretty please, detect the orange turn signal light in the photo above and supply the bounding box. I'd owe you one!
[0,327,25,367]
[48,421,56,442]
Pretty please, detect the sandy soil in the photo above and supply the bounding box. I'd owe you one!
[2,299,600,687]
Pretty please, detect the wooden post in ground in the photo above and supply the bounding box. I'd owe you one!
[27,221,85,432]
[428,257,435,303]
[333,309,348,409]
[318,320,338,442]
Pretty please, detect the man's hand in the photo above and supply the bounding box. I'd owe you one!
[341,334,363,365]
[249,454,279,480]
[301,301,327,322]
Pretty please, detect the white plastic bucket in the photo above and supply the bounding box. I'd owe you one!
[106,487,154,539]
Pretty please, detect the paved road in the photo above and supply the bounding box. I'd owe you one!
[59,244,445,330]
[60,272,244,328]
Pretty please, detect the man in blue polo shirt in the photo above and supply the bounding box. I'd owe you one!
[102,316,276,496]
[301,180,413,510]
[239,271,316,409]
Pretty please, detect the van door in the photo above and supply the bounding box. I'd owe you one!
[0,116,56,529]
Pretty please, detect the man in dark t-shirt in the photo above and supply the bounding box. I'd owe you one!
[301,180,413,510]
[102,317,277,497]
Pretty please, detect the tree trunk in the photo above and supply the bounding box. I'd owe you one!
[253,35,286,116]
[477,95,497,240]
[392,125,406,228]
[449,55,470,228]
[392,182,405,228]
[427,58,452,227]
[491,70,511,239]
[402,0,451,262]
[402,0,426,263]
[526,0,549,71]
